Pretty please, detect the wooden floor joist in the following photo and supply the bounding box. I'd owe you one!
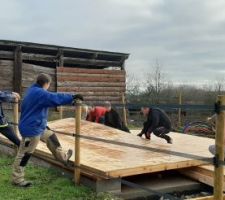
[180,165,225,191]
[189,195,225,200]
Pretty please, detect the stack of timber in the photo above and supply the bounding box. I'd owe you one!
[179,165,225,191]
[57,67,126,105]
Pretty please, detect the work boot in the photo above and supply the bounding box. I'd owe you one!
[66,149,73,161]
[61,149,73,167]
[162,135,173,144]
[13,180,32,188]
[137,132,143,137]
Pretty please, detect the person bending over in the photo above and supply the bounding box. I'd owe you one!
[86,105,107,124]
[0,91,21,146]
[12,73,83,187]
[104,101,130,133]
[137,107,173,144]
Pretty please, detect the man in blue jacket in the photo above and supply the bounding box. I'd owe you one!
[0,91,21,146]
[12,73,83,187]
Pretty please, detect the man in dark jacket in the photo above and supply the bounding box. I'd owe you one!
[137,107,173,144]
[12,73,84,187]
[104,101,130,133]
[0,91,21,146]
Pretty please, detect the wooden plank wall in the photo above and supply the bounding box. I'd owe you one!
[57,67,126,105]
[0,60,14,91]
[22,63,56,96]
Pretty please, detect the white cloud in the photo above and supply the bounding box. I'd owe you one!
[0,0,225,84]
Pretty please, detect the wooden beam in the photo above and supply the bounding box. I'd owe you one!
[13,101,20,139]
[56,86,126,93]
[122,93,128,126]
[13,46,22,95]
[0,51,122,67]
[23,53,121,67]
[214,95,225,200]
[0,50,14,59]
[58,49,64,67]
[189,195,225,200]
[0,40,129,58]
[57,67,125,75]
[178,91,182,127]
[57,76,125,83]
[75,101,82,185]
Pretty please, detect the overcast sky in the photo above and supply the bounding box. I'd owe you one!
[1,0,225,85]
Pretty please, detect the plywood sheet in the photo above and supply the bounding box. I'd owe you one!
[0,118,214,178]
[43,118,213,178]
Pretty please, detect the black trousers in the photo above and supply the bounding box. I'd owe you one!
[0,126,20,146]
[153,127,170,137]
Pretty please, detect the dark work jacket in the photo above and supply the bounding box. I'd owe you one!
[104,108,130,133]
[0,91,14,127]
[141,108,171,134]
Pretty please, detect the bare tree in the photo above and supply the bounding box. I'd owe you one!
[144,60,164,104]
[126,73,141,103]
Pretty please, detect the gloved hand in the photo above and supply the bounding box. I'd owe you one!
[145,132,151,140]
[72,94,84,101]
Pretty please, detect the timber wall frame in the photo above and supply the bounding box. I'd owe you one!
[0,40,129,95]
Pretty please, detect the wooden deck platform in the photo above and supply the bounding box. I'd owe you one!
[0,118,214,179]
[43,118,213,178]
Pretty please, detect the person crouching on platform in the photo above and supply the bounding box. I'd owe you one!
[86,105,107,124]
[104,101,130,133]
[137,107,173,144]
[0,91,21,146]
[12,73,84,187]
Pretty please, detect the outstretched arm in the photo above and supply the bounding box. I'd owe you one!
[39,90,74,107]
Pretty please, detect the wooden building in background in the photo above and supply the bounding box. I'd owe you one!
[0,40,129,105]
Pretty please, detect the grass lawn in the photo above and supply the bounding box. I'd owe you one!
[0,154,117,200]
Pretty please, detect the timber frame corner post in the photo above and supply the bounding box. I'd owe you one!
[74,101,82,185]
[122,93,128,127]
[13,46,22,95]
[178,90,182,128]
[214,95,225,200]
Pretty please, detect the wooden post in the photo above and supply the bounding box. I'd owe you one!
[214,95,225,200]
[74,100,82,185]
[13,101,20,138]
[59,106,63,119]
[178,91,182,127]
[13,46,22,95]
[122,93,127,126]
[58,49,64,67]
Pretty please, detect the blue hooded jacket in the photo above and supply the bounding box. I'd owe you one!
[19,84,73,137]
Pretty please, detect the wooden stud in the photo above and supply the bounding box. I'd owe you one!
[122,93,127,127]
[13,46,22,95]
[178,91,182,127]
[58,49,64,67]
[75,101,82,185]
[59,106,63,119]
[214,95,225,200]
[13,101,19,139]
